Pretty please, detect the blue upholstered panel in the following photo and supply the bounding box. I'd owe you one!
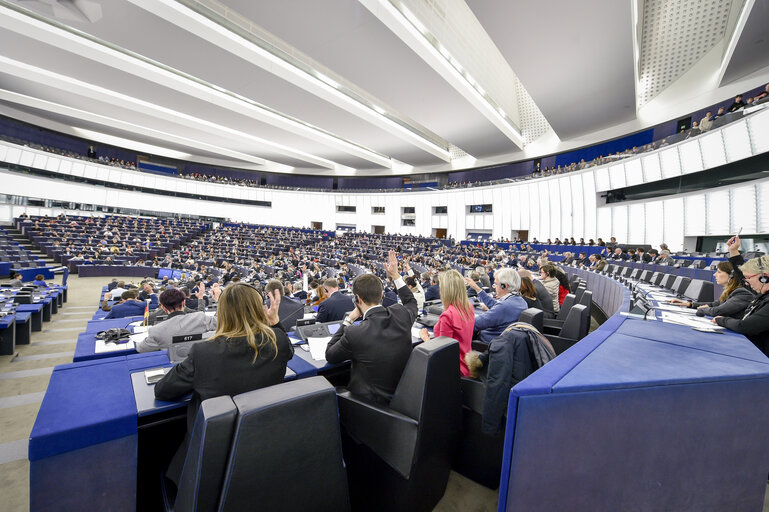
[553,334,769,393]
[29,360,136,460]
[125,351,170,371]
[287,353,319,378]
[616,319,769,363]
[30,435,136,512]
[504,379,769,512]
[84,317,140,333]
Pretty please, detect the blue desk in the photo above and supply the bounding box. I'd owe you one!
[14,311,31,345]
[84,316,142,334]
[30,352,300,511]
[16,303,43,331]
[497,269,769,512]
[0,314,16,355]
[0,261,11,276]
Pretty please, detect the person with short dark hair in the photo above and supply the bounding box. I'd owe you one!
[325,251,418,405]
[316,278,354,323]
[136,288,217,352]
[727,95,745,112]
[33,274,48,288]
[10,272,23,288]
[424,273,441,301]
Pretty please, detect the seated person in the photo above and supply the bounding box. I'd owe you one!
[669,261,753,318]
[136,288,217,353]
[404,275,425,311]
[538,265,561,313]
[316,278,355,323]
[419,270,474,376]
[104,290,158,319]
[9,272,23,288]
[424,274,441,301]
[712,236,769,355]
[465,268,528,343]
[325,251,418,405]
[518,273,545,310]
[33,274,47,288]
[155,285,293,485]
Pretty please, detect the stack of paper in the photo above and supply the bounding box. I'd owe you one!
[307,336,331,361]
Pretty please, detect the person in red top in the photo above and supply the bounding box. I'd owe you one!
[419,269,475,376]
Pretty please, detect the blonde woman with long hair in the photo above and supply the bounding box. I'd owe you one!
[155,284,294,485]
[420,269,475,376]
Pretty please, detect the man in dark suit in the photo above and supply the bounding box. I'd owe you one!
[104,290,158,319]
[326,251,418,405]
[424,274,441,301]
[317,278,354,323]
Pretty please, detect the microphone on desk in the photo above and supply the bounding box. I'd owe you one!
[643,307,663,321]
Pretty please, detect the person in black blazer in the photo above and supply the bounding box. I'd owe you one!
[155,283,293,484]
[326,251,418,405]
[316,278,355,323]
[424,274,441,301]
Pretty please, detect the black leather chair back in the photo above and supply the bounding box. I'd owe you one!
[559,304,588,340]
[578,290,593,316]
[556,294,575,321]
[518,308,543,332]
[533,280,555,318]
[338,337,460,512]
[218,377,350,512]
[170,396,237,512]
[672,276,692,295]
[573,285,586,303]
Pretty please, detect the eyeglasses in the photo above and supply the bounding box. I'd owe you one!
[743,273,760,280]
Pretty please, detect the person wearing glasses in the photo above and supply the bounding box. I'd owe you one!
[155,283,293,485]
[711,236,769,355]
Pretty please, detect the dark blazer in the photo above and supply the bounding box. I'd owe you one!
[104,299,156,319]
[424,284,441,301]
[316,291,355,323]
[155,327,294,433]
[325,283,418,404]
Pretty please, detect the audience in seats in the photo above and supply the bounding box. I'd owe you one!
[669,262,754,319]
[136,288,216,353]
[419,270,475,376]
[538,265,562,313]
[154,284,293,485]
[325,251,418,405]
[712,236,769,355]
[316,278,355,323]
[465,268,527,343]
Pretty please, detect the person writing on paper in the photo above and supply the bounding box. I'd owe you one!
[155,284,293,484]
[711,236,769,355]
[419,270,474,376]
[668,262,753,318]
[325,250,418,405]
[136,288,217,352]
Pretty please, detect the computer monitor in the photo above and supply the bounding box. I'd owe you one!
[157,268,183,281]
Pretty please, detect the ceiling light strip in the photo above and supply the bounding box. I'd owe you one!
[0,0,388,169]
[129,0,452,161]
[0,55,351,171]
[364,0,524,147]
[0,88,290,170]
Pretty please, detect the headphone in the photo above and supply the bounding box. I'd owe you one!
[758,257,769,284]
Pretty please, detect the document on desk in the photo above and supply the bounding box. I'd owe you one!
[94,338,136,353]
[653,303,698,315]
[307,336,331,361]
[411,327,430,339]
[132,325,149,333]
[659,311,724,330]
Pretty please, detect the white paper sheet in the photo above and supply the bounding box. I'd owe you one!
[94,338,135,353]
[132,325,149,333]
[659,311,724,330]
[307,336,331,361]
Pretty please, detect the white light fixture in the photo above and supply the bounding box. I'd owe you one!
[125,0,452,162]
[0,1,394,169]
[361,0,524,148]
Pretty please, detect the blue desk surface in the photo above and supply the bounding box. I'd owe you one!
[74,331,138,362]
[84,317,140,334]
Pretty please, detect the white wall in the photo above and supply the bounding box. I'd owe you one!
[2,106,768,250]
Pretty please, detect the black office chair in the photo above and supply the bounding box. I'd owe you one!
[518,308,544,332]
[218,377,350,512]
[338,337,461,512]
[543,294,576,333]
[533,279,556,319]
[573,285,587,303]
[161,395,237,512]
[544,304,588,355]
[671,276,692,296]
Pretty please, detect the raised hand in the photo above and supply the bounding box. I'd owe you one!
[265,289,281,325]
[384,250,400,280]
